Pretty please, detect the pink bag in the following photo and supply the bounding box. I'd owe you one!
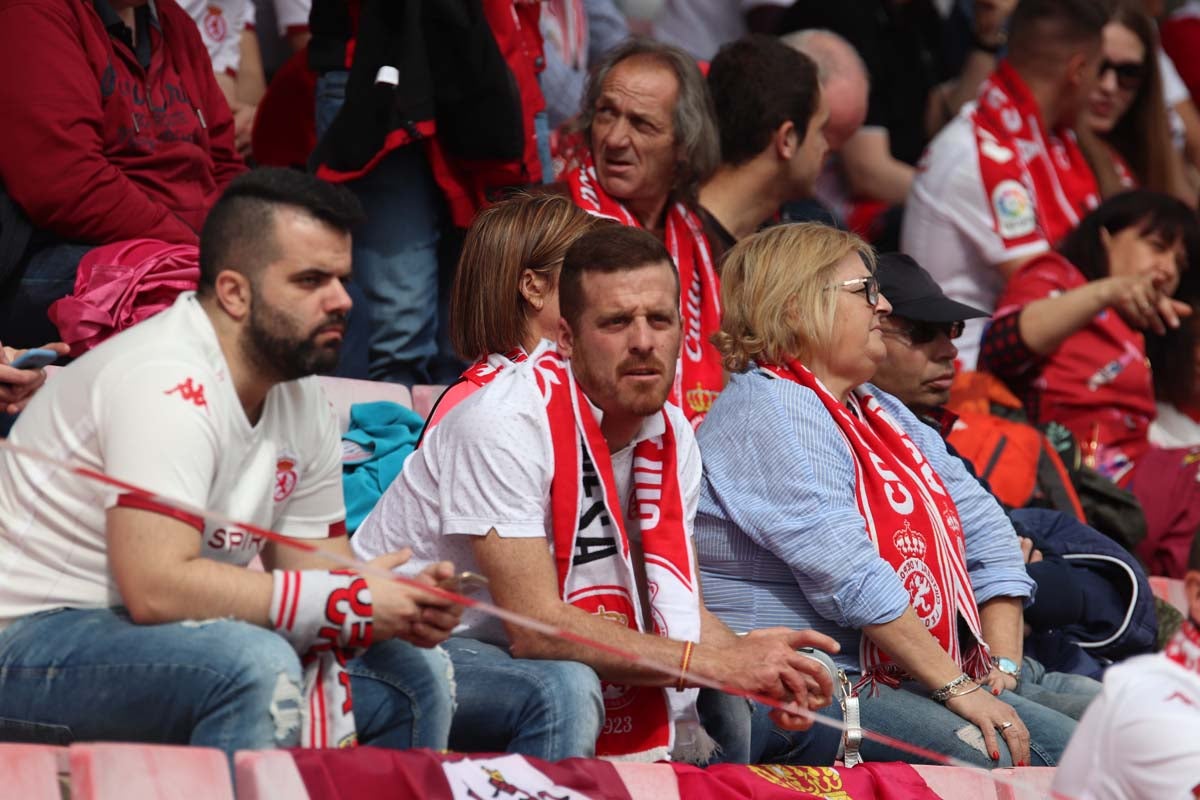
[48,238,199,356]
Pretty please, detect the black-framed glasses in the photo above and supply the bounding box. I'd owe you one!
[889,318,965,344]
[1099,59,1146,92]
[830,275,880,307]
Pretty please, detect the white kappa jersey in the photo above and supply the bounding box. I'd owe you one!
[901,108,1052,369]
[1053,654,1200,799]
[179,0,256,76]
[0,293,344,630]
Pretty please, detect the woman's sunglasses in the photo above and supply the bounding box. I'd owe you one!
[1100,59,1146,92]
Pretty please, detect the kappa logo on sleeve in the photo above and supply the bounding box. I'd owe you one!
[991,179,1037,239]
[164,378,209,411]
[203,5,228,41]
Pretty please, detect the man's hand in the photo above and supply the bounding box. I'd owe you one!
[363,550,462,647]
[973,0,1017,45]
[0,342,69,414]
[229,101,257,158]
[1018,536,1042,565]
[693,627,840,731]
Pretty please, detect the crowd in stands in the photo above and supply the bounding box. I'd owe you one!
[0,0,1199,797]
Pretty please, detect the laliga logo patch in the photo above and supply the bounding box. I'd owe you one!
[204,5,228,41]
[991,179,1036,239]
[274,453,299,502]
[893,521,943,629]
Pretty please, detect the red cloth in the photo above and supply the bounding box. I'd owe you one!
[1162,10,1200,106]
[991,252,1155,485]
[971,62,1099,250]
[0,0,245,246]
[251,46,318,168]
[47,238,199,356]
[291,749,635,800]
[1126,447,1200,578]
[672,762,941,799]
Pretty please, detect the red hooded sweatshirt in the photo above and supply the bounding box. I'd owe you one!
[0,0,245,246]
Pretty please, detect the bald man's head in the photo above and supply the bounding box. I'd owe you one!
[783,29,869,150]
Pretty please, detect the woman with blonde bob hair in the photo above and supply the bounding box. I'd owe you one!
[694,223,1082,766]
[424,195,605,429]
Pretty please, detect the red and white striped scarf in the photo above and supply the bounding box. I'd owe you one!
[973,61,1098,247]
[270,569,374,748]
[534,348,705,760]
[563,156,724,427]
[1165,618,1200,676]
[759,360,991,686]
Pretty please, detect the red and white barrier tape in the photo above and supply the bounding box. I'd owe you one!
[0,438,1075,799]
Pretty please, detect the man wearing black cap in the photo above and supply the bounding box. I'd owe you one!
[871,252,990,416]
[871,252,1153,703]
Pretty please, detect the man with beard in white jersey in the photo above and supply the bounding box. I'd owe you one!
[0,168,461,756]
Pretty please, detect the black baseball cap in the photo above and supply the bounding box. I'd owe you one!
[875,253,990,323]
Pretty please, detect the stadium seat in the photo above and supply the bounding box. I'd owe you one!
[412,384,448,421]
[910,765,999,799]
[69,743,233,800]
[317,376,413,432]
[996,766,1057,799]
[235,749,310,800]
[611,762,682,800]
[0,744,64,800]
[1150,576,1189,616]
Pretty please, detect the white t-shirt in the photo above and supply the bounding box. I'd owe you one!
[650,0,792,61]
[902,109,1051,369]
[179,0,256,76]
[0,293,344,630]
[1053,653,1200,799]
[351,352,702,646]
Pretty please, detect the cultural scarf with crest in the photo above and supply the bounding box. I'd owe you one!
[758,360,992,686]
[972,61,1098,247]
[533,347,707,760]
[563,155,723,426]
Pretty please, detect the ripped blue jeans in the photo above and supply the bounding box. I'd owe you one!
[0,607,454,755]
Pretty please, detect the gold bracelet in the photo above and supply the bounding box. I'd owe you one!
[676,640,695,692]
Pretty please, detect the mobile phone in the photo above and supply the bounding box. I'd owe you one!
[9,348,59,370]
[438,571,490,595]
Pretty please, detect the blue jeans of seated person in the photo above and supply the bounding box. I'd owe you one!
[0,607,454,755]
[440,636,756,763]
[757,657,1089,767]
[0,242,92,348]
[314,70,463,387]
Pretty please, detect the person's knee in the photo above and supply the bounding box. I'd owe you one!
[536,661,603,722]
[195,623,304,744]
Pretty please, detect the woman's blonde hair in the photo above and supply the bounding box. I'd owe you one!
[713,223,874,372]
[450,194,602,362]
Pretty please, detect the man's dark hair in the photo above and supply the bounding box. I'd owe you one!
[1190,530,1200,573]
[1007,0,1107,70]
[559,226,678,329]
[198,167,365,292]
[707,35,821,167]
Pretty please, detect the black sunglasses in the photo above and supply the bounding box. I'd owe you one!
[1099,59,1146,92]
[891,318,964,344]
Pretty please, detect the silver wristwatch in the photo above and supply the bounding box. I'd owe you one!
[991,656,1021,684]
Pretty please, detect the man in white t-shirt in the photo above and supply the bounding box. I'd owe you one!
[1053,537,1200,798]
[353,225,840,764]
[901,0,1106,368]
[0,168,460,754]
